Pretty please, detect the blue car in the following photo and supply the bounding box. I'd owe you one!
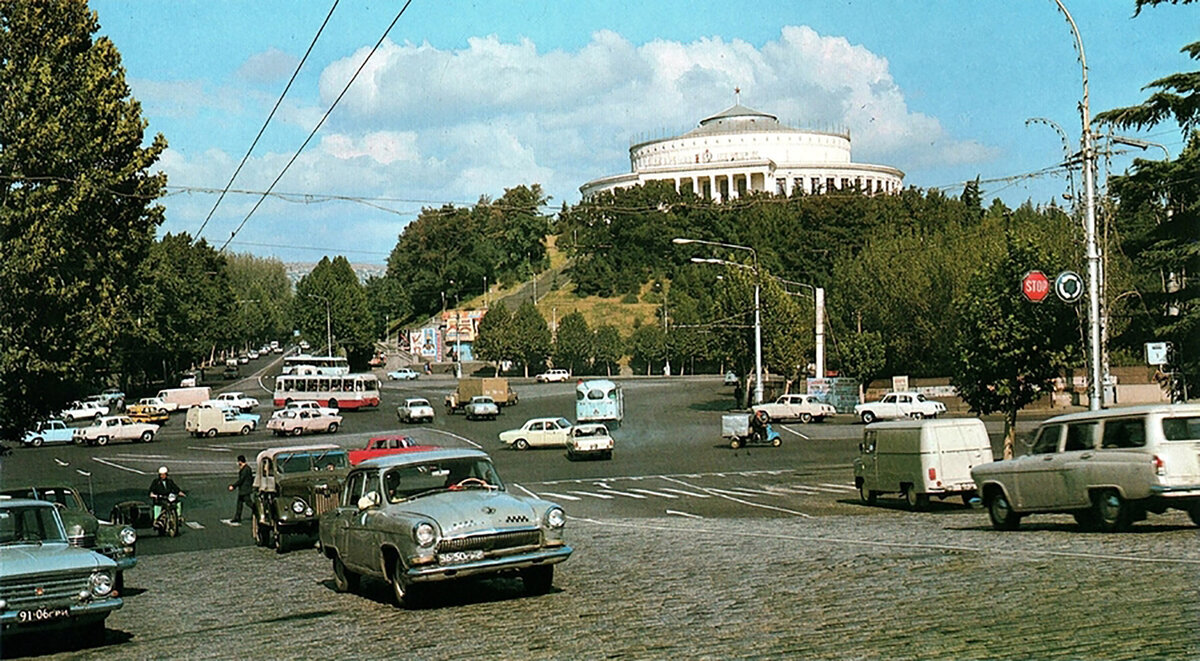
[22,419,75,447]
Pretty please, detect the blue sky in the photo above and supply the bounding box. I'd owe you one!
[90,0,1196,264]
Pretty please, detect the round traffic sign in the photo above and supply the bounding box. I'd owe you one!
[1021,270,1050,303]
[1054,270,1084,304]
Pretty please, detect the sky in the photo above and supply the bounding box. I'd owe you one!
[89,0,1196,264]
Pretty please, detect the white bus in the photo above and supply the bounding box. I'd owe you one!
[282,355,350,376]
[273,373,380,410]
[576,379,623,423]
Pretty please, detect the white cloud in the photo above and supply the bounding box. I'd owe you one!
[236,47,300,84]
[153,26,998,260]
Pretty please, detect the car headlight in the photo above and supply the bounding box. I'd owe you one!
[414,522,437,547]
[90,571,114,597]
[119,526,137,546]
[291,499,307,514]
[545,507,566,529]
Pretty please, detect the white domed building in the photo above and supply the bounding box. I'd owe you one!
[580,101,904,201]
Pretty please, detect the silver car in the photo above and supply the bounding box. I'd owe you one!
[318,449,572,607]
[972,404,1200,532]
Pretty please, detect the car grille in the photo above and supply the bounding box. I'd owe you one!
[437,529,541,554]
[313,491,338,515]
[0,571,91,609]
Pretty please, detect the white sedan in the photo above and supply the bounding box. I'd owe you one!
[207,392,259,412]
[535,369,571,383]
[387,368,420,381]
[854,391,946,424]
[397,398,435,424]
[499,417,573,450]
[58,400,109,423]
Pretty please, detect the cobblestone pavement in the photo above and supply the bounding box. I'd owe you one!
[9,508,1198,660]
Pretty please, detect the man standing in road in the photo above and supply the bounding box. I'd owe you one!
[228,455,252,524]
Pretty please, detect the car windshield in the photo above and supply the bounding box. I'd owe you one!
[382,457,504,502]
[276,450,349,473]
[0,506,67,544]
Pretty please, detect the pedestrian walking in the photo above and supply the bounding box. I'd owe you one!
[228,455,253,524]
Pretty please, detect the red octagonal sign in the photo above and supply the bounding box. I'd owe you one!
[1022,270,1050,303]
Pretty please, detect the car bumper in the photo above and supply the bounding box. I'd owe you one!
[407,545,573,583]
[1149,485,1200,498]
[1,598,123,632]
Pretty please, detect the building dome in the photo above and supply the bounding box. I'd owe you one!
[580,100,904,201]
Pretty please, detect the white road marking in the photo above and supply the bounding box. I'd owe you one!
[659,476,811,518]
[819,483,858,491]
[567,490,614,500]
[188,446,233,452]
[599,489,647,499]
[778,426,810,439]
[710,487,776,497]
[113,454,170,459]
[512,483,538,498]
[659,487,711,499]
[92,457,146,475]
[535,468,786,486]
[185,521,204,529]
[536,491,581,502]
[666,510,703,519]
[808,486,854,494]
[418,428,482,449]
[628,488,678,499]
[54,458,69,467]
[774,485,821,495]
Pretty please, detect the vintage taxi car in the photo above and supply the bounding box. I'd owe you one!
[0,486,136,592]
[463,396,500,421]
[0,499,122,643]
[499,417,573,450]
[20,420,75,448]
[973,404,1200,532]
[252,445,349,551]
[72,416,158,446]
[752,393,837,424]
[266,408,343,436]
[318,449,572,607]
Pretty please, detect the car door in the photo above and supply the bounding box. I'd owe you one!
[526,421,548,446]
[879,394,900,418]
[1054,421,1101,508]
[332,471,365,571]
[346,471,381,572]
[1013,424,1066,510]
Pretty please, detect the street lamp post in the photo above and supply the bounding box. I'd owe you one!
[674,238,762,404]
[774,278,826,380]
[1053,0,1103,410]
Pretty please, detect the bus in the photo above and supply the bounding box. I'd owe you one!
[282,355,350,376]
[576,379,623,423]
[273,373,380,410]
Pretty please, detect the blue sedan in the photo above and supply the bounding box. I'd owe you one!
[22,420,76,447]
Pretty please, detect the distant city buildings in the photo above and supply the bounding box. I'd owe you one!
[284,262,386,285]
[581,100,904,200]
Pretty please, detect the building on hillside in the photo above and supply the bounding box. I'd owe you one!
[580,99,904,201]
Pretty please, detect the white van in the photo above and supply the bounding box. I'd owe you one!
[854,418,994,510]
[186,405,254,437]
[156,386,211,410]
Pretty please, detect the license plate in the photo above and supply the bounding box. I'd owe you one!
[437,550,485,565]
[17,607,71,624]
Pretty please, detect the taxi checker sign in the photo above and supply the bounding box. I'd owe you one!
[1054,270,1084,304]
[1021,270,1050,303]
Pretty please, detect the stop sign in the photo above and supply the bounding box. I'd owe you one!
[1022,270,1050,303]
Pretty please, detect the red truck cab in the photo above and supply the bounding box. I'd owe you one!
[348,435,438,465]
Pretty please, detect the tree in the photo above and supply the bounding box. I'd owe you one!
[294,257,373,368]
[509,301,551,377]
[474,302,514,375]
[226,253,294,346]
[364,275,411,342]
[833,328,886,400]
[627,323,666,376]
[950,234,1078,459]
[0,1,167,435]
[592,324,624,377]
[553,311,592,375]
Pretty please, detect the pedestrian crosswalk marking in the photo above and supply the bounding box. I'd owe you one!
[659,487,711,498]
[537,491,581,501]
[819,483,858,491]
[600,489,647,499]
[627,488,677,499]
[185,521,204,529]
[568,490,614,499]
[808,485,853,494]
[710,487,775,497]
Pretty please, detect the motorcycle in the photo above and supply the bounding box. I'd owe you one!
[152,492,184,537]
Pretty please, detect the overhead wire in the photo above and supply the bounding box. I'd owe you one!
[194,0,340,242]
[217,0,416,253]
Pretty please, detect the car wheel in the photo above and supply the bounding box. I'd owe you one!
[1093,489,1131,532]
[241,425,251,435]
[333,555,359,593]
[729,438,742,450]
[799,412,813,424]
[251,516,264,547]
[860,411,876,424]
[96,436,109,447]
[31,437,44,448]
[987,491,1021,531]
[327,422,339,433]
[514,438,529,451]
[771,436,782,447]
[858,483,876,505]
[911,412,925,420]
[565,449,576,461]
[328,399,338,410]
[273,523,286,553]
[291,427,303,437]
[604,450,613,460]
[522,565,554,595]
[64,414,75,423]
[904,486,928,511]
[391,559,423,608]
[140,431,154,443]
[1187,503,1200,527]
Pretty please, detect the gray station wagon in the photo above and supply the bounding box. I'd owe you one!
[972,404,1200,531]
[318,448,572,607]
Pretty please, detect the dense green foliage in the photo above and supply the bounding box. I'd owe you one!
[553,311,593,375]
[294,256,373,368]
[0,1,167,433]
[387,185,550,319]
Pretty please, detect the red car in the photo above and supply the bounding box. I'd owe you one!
[348,435,438,465]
